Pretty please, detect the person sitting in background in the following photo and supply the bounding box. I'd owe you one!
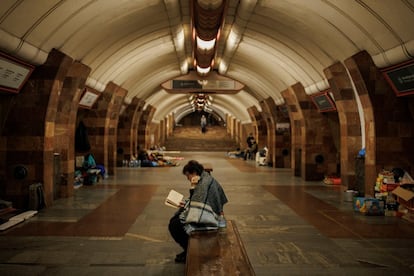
[257,146,268,165]
[81,153,103,184]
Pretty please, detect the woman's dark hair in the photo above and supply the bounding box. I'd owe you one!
[182,160,204,175]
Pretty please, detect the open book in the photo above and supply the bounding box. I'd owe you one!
[165,189,184,208]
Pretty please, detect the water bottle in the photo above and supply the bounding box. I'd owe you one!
[218,214,227,229]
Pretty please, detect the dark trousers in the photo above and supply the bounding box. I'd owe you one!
[168,213,189,251]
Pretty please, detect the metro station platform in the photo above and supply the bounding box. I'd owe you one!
[1,151,414,275]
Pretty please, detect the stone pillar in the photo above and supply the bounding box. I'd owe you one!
[247,106,264,147]
[324,62,362,191]
[149,122,160,147]
[282,83,338,181]
[138,105,156,149]
[345,51,414,196]
[235,120,241,146]
[226,114,231,134]
[275,104,292,168]
[231,117,237,139]
[159,119,166,146]
[1,49,73,208]
[282,87,303,177]
[259,98,276,166]
[117,97,144,162]
[132,98,145,153]
[228,115,233,138]
[57,61,91,198]
[81,82,126,176]
[167,113,174,138]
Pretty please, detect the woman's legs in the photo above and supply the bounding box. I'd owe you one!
[168,214,189,251]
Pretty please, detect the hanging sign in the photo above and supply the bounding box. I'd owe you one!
[0,52,34,94]
[382,59,414,96]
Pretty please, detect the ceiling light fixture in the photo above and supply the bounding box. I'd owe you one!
[197,65,211,75]
[196,37,216,51]
[192,0,226,76]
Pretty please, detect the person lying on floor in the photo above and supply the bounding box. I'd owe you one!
[140,150,179,167]
[226,147,245,158]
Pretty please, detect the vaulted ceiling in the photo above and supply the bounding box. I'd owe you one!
[1,0,413,123]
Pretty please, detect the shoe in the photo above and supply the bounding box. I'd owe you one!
[175,251,186,263]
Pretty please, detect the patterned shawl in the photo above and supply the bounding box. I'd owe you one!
[180,171,228,233]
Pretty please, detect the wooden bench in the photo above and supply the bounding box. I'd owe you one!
[186,220,255,276]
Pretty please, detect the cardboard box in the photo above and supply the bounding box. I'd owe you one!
[353,197,366,212]
[392,185,414,209]
[364,199,385,216]
[353,197,385,215]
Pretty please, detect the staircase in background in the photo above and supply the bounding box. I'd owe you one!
[164,125,239,151]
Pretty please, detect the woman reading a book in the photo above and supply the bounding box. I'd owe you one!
[168,160,228,263]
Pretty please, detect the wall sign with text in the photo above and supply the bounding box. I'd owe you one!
[310,91,337,112]
[0,52,35,94]
[79,88,101,109]
[382,59,414,96]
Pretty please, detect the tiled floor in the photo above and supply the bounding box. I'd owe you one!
[1,151,414,275]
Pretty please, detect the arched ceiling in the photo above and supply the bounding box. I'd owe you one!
[1,0,413,123]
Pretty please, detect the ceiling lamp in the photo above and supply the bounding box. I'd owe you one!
[188,93,214,111]
[196,37,216,51]
[192,0,226,76]
[197,65,211,75]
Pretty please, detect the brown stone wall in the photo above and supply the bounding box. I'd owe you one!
[259,98,276,166]
[77,87,105,165]
[147,122,159,148]
[235,120,241,146]
[117,97,145,163]
[275,104,292,168]
[132,99,145,152]
[56,61,91,198]
[282,86,304,177]
[80,82,126,175]
[0,95,15,195]
[159,119,166,146]
[282,83,338,181]
[345,51,414,196]
[226,114,231,134]
[137,105,156,149]
[231,117,236,139]
[247,106,266,148]
[324,62,362,191]
[168,114,174,137]
[1,49,73,208]
[227,115,233,137]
